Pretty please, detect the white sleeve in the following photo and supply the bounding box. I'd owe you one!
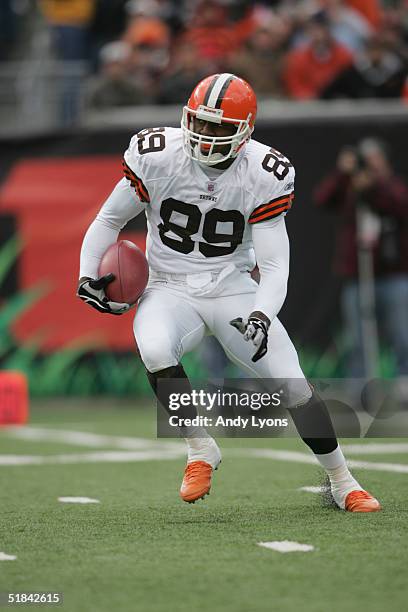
[79,177,145,279]
[251,216,290,322]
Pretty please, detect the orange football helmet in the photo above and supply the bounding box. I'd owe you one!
[181,73,257,166]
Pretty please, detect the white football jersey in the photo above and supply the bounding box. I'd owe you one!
[123,127,295,274]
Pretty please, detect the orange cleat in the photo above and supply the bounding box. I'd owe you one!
[180,461,214,503]
[345,490,382,512]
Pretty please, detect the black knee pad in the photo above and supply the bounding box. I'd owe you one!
[288,392,338,455]
[146,364,187,393]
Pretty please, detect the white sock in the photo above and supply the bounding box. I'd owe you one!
[184,433,221,468]
[315,445,347,471]
[315,445,362,508]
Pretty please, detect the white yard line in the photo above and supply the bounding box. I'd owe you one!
[343,460,408,473]
[0,446,407,473]
[341,442,408,455]
[258,541,315,553]
[4,427,408,456]
[58,497,100,504]
[0,450,185,466]
[1,426,408,473]
[0,552,17,561]
[2,426,183,452]
[230,448,408,474]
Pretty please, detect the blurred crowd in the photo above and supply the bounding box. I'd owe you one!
[314,138,408,386]
[1,0,406,112]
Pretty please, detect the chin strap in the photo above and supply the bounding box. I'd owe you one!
[193,144,238,166]
[196,149,223,164]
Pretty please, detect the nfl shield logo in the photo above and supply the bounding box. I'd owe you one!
[208,183,215,192]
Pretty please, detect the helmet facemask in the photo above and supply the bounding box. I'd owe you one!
[181,104,253,166]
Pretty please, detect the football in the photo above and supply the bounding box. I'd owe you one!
[98,240,149,305]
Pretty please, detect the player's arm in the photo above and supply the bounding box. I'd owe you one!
[230,154,294,361]
[251,215,289,321]
[230,216,289,361]
[78,176,147,314]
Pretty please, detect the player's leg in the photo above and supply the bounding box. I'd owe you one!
[134,284,221,502]
[208,283,381,512]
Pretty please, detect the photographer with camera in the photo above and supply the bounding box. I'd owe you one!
[314,139,408,394]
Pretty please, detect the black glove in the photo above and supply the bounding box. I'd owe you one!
[77,274,130,315]
[230,311,270,362]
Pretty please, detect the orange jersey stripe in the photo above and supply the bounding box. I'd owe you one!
[122,160,150,203]
[249,192,294,222]
[248,203,291,224]
[250,195,292,218]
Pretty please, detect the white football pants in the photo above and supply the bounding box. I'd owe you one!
[133,269,311,406]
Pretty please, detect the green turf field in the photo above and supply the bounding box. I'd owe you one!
[0,399,407,612]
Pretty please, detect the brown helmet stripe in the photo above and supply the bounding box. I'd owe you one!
[203,73,236,109]
[203,74,220,106]
[214,75,235,108]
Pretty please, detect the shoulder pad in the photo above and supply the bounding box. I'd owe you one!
[124,127,184,180]
[246,140,296,223]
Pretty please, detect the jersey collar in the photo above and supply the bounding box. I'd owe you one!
[190,146,246,186]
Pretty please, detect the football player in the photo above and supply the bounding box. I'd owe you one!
[78,73,381,512]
